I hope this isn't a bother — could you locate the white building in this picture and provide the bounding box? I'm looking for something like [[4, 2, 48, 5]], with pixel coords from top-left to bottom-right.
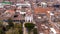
[[25, 14, 33, 22]]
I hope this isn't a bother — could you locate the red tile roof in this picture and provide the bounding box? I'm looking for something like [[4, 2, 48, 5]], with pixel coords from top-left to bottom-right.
[[34, 7, 54, 14], [34, 7, 54, 17], [5, 9, 15, 14]]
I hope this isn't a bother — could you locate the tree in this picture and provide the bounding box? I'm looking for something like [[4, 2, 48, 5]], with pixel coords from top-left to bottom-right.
[[33, 28, 38, 34], [19, 29, 23, 34], [14, 23, 23, 34], [0, 20, 6, 34], [7, 18, 14, 28], [0, 28, 5, 34], [0, 26, 5, 34], [24, 23, 35, 34], [0, 20, 3, 26]]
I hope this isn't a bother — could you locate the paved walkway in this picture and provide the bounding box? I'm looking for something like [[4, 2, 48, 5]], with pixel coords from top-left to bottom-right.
[[23, 22, 28, 34]]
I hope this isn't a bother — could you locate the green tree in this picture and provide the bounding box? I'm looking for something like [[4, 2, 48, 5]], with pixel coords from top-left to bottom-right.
[[0, 20, 3, 26], [0, 26, 5, 34], [14, 23, 23, 34], [0, 28, 5, 34], [7, 18, 14, 28], [19, 29, 23, 34], [0, 20, 6, 34], [33, 28, 38, 34], [25, 23, 35, 34]]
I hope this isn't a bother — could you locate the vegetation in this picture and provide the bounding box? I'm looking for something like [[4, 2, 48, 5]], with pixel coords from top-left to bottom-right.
[[7, 18, 14, 28], [0, 28, 5, 34], [13, 23, 23, 34], [25, 23, 35, 34], [0, 18, 23, 34], [19, 29, 23, 34], [0, 19, 38, 34], [0, 20, 5, 34], [6, 25, 11, 31], [33, 28, 38, 34], [6, 23, 23, 34]]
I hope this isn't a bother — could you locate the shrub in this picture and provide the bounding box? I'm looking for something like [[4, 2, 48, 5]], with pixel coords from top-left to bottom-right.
[[33, 28, 38, 34]]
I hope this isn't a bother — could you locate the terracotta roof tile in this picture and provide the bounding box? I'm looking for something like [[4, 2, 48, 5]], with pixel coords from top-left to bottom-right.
[[34, 7, 54, 18], [34, 7, 54, 14]]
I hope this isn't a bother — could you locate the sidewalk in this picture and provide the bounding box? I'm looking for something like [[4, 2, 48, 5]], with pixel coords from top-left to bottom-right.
[[23, 22, 28, 34]]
